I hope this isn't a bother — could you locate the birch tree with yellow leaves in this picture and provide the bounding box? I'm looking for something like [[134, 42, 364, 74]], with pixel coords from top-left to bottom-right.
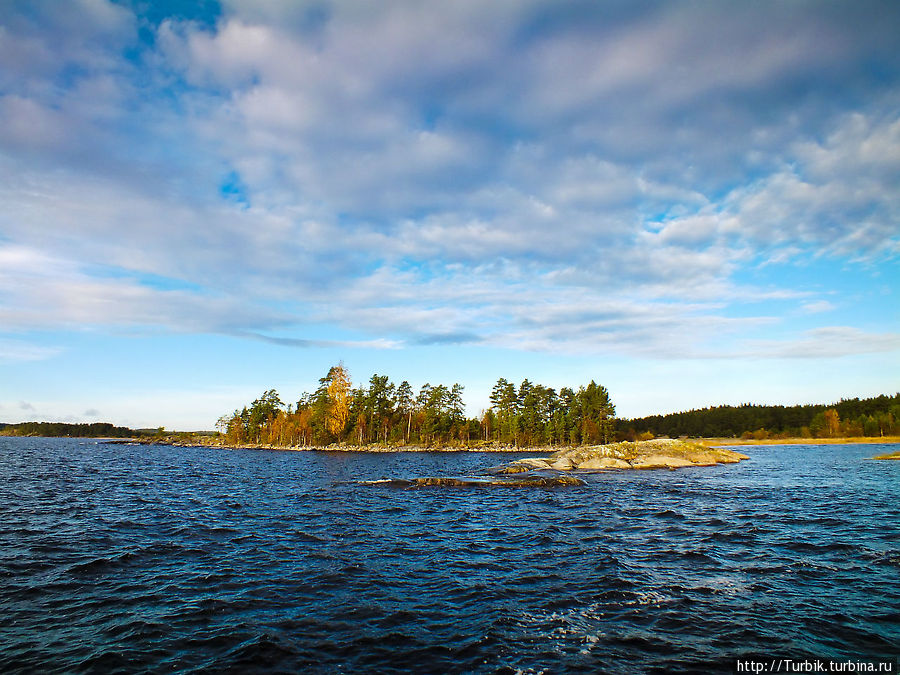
[[325, 363, 351, 438]]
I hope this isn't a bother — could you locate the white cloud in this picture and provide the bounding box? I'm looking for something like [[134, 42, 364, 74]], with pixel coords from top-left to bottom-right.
[[740, 327, 900, 359], [0, 0, 898, 369], [0, 243, 292, 334], [801, 300, 836, 315], [0, 338, 62, 364], [647, 111, 900, 264], [0, 96, 72, 150]]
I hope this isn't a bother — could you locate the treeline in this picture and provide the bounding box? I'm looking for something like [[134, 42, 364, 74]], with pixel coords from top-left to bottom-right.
[[0, 421, 137, 438], [218, 363, 615, 447], [618, 394, 900, 440], [485, 377, 615, 446]]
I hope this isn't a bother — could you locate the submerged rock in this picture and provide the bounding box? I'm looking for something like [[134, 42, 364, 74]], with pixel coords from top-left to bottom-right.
[[408, 473, 586, 487]]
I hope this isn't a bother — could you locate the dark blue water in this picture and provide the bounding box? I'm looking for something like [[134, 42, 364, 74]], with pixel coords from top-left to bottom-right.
[[1, 438, 898, 673]]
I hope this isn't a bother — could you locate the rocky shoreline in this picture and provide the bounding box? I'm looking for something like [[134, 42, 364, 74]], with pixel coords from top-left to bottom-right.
[[105, 438, 556, 453]]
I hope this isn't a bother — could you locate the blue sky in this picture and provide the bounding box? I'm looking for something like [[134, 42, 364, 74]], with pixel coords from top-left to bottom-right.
[[1, 0, 898, 430]]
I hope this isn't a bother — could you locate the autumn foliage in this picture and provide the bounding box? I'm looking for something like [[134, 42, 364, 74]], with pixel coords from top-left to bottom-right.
[[217, 364, 617, 448]]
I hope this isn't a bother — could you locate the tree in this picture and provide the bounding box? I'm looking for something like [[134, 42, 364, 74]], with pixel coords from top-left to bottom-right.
[[367, 374, 395, 442], [449, 383, 466, 443], [578, 381, 615, 444], [296, 408, 313, 446], [824, 408, 841, 438], [423, 384, 449, 443], [325, 363, 352, 439], [355, 412, 367, 444], [481, 408, 495, 441], [396, 380, 414, 443], [247, 389, 284, 442], [414, 383, 432, 442], [518, 379, 537, 445], [490, 378, 518, 444], [215, 415, 230, 435], [225, 410, 247, 444]]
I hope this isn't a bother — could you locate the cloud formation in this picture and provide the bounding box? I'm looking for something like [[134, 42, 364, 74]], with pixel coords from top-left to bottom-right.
[[0, 338, 61, 364], [1, 0, 898, 366]]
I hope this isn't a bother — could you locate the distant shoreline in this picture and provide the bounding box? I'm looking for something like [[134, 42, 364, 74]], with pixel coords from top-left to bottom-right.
[[871, 449, 900, 460], [107, 438, 541, 452], [701, 436, 900, 446], [8, 434, 899, 452], [92, 435, 900, 453]]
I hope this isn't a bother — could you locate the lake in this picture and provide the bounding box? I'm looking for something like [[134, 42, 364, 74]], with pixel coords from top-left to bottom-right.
[[1, 437, 898, 673]]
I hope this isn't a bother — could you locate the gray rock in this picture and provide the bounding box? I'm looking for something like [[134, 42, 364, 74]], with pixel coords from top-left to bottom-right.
[[629, 454, 694, 469], [512, 458, 553, 470], [550, 457, 575, 470], [577, 457, 632, 470]]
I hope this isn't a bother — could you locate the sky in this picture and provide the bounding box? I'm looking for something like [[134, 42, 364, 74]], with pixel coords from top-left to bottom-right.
[[1, 0, 899, 430]]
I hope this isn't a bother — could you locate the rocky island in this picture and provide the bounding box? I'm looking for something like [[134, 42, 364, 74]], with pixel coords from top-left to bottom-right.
[[495, 438, 749, 473], [374, 439, 749, 488]]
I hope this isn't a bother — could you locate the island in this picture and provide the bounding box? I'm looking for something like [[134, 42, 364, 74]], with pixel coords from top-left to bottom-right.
[[494, 438, 749, 472], [213, 366, 899, 450]]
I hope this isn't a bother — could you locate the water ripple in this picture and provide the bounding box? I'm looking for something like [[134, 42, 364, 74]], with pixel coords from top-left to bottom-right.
[[1, 438, 898, 673]]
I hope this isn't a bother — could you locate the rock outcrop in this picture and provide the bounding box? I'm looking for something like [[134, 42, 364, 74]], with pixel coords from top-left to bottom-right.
[[493, 438, 749, 474], [578, 457, 633, 470]]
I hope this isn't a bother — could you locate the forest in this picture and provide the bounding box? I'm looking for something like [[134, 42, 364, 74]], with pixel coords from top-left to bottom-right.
[[217, 363, 615, 448], [617, 393, 900, 440], [0, 421, 137, 438], [4, 376, 894, 446], [221, 368, 899, 447]]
